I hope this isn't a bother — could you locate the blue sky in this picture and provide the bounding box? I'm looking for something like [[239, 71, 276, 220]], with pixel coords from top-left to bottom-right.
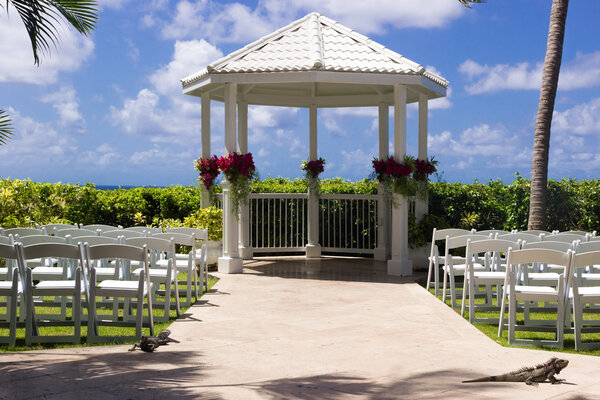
[[1, 0, 599, 186]]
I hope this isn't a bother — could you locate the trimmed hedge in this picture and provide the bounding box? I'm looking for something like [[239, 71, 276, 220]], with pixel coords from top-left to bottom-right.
[[1, 177, 598, 247]]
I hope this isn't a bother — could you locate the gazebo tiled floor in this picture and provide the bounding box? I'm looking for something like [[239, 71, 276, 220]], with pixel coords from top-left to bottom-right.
[[1, 257, 600, 399]]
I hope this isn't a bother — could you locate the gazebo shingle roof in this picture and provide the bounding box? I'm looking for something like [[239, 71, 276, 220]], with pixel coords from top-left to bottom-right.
[[182, 12, 448, 88]]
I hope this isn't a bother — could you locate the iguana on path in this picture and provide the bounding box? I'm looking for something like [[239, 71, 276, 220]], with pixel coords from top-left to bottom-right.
[[129, 329, 179, 352], [462, 357, 569, 386]]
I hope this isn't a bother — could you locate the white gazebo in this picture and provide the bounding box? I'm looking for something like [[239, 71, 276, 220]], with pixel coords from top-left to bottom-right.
[[181, 12, 448, 275]]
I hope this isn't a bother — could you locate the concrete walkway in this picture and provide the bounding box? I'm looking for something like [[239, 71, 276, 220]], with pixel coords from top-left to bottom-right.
[[1, 257, 600, 399]]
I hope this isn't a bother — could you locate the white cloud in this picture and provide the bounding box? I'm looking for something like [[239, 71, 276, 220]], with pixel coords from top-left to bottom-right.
[[156, 0, 465, 43], [338, 148, 374, 176], [429, 124, 530, 170], [0, 108, 77, 168], [552, 98, 600, 135], [0, 8, 94, 85], [149, 39, 222, 96], [459, 51, 600, 94], [41, 86, 85, 132], [80, 144, 123, 167]]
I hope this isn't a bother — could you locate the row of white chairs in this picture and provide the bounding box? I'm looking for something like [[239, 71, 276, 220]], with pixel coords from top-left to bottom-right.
[[426, 228, 598, 300], [0, 227, 208, 347], [1, 225, 210, 305]]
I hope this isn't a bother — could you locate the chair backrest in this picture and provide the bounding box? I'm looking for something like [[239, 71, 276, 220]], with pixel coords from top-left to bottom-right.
[[85, 244, 150, 286], [16, 242, 87, 292], [574, 241, 600, 254], [81, 224, 123, 233], [42, 223, 77, 234], [467, 238, 519, 256], [571, 251, 600, 272], [555, 230, 590, 236], [152, 232, 195, 247], [4, 227, 46, 237], [521, 229, 553, 235], [0, 242, 18, 280], [522, 240, 573, 252], [71, 235, 120, 247], [17, 234, 69, 246], [445, 234, 490, 251], [475, 229, 511, 236], [167, 227, 208, 241], [506, 248, 572, 273], [431, 228, 473, 242], [125, 236, 177, 270], [497, 232, 541, 243], [102, 230, 146, 239], [124, 226, 163, 235], [55, 228, 98, 238], [543, 233, 585, 244]]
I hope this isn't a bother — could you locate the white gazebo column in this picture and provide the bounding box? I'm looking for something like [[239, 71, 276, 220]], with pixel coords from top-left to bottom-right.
[[306, 104, 321, 258], [200, 93, 211, 208], [237, 100, 253, 260], [374, 103, 389, 261], [387, 85, 412, 276], [218, 83, 243, 274], [415, 93, 429, 220]]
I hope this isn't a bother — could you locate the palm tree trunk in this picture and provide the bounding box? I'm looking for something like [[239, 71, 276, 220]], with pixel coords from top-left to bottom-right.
[[528, 0, 569, 230]]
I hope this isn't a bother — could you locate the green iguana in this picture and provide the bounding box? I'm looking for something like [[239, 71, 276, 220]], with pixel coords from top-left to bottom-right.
[[462, 357, 569, 386], [129, 329, 179, 353]]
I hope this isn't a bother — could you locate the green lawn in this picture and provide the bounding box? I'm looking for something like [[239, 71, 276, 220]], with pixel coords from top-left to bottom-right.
[[0, 273, 219, 352], [422, 282, 600, 356]]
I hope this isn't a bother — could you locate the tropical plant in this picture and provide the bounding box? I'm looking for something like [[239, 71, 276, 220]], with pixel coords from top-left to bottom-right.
[[0, 0, 99, 145], [301, 157, 325, 194]]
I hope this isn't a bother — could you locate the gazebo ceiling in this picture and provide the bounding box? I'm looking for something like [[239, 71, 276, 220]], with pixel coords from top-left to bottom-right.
[[182, 12, 448, 108]]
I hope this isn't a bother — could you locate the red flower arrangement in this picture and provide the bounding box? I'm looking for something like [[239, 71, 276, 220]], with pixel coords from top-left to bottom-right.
[[301, 158, 326, 179], [371, 156, 438, 200], [195, 155, 220, 190], [194, 152, 256, 215], [413, 158, 437, 181]]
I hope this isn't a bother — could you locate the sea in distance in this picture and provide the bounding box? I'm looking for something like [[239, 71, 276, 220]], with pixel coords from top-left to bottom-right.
[[95, 185, 165, 191]]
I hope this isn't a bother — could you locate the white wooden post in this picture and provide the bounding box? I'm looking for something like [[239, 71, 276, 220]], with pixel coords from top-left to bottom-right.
[[387, 84, 412, 276], [374, 102, 389, 261], [306, 104, 321, 258], [415, 93, 429, 220], [218, 83, 243, 273], [238, 100, 253, 260], [200, 93, 211, 208]]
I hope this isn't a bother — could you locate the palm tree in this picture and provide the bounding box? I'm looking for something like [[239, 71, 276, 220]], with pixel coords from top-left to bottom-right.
[[460, 0, 569, 230], [528, 0, 569, 230], [0, 0, 99, 145]]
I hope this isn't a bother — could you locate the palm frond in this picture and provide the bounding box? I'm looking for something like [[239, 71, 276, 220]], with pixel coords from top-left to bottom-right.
[[0, 109, 14, 146], [459, 0, 486, 8], [8, 0, 99, 65]]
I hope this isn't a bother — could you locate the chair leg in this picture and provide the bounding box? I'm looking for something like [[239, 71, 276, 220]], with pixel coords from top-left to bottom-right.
[[9, 284, 18, 347], [573, 295, 583, 350], [508, 294, 517, 344]]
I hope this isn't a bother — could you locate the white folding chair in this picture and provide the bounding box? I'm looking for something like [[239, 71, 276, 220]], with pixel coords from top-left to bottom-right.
[[497, 232, 542, 243], [40, 223, 78, 234], [544, 233, 589, 244], [498, 248, 572, 349], [569, 251, 600, 350], [426, 228, 474, 296], [461, 238, 519, 324], [168, 228, 209, 294], [0, 243, 24, 346], [152, 232, 199, 306], [85, 243, 153, 343], [442, 234, 490, 309], [126, 236, 180, 322], [16, 242, 88, 345]]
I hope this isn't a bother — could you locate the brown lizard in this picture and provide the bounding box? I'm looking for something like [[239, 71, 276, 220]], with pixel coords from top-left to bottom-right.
[[462, 357, 569, 386], [129, 329, 179, 352]]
